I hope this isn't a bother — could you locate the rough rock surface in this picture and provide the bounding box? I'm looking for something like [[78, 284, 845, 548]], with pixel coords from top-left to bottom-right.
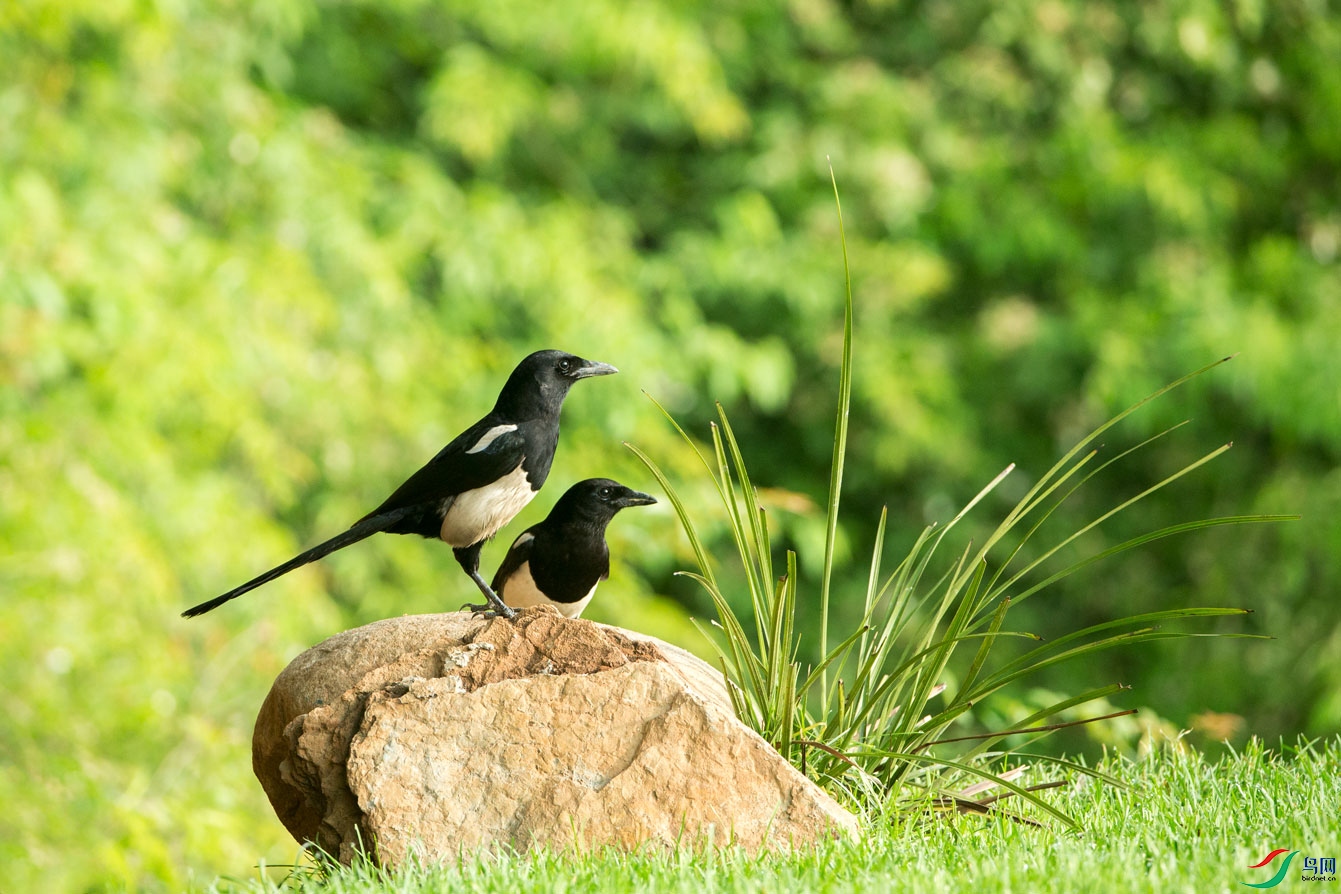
[[253, 608, 857, 862]]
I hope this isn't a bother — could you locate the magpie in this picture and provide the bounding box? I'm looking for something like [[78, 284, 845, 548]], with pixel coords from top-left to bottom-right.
[[490, 478, 656, 618], [181, 350, 617, 620]]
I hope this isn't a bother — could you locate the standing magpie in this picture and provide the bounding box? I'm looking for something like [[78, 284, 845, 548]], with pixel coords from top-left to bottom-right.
[[181, 350, 617, 620], [490, 478, 656, 619]]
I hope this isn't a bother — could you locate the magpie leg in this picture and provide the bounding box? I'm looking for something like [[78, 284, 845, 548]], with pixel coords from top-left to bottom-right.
[[461, 570, 517, 619], [453, 544, 517, 620]]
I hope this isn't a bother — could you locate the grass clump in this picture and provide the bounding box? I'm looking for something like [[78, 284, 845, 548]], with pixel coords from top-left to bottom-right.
[[626, 174, 1293, 825]]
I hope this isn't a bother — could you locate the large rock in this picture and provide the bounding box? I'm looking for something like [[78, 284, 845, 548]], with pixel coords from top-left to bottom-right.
[[253, 608, 857, 862]]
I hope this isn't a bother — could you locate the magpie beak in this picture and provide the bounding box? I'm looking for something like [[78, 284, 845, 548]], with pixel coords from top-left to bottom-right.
[[612, 490, 657, 508], [571, 361, 619, 380], [182, 350, 617, 620], [490, 478, 657, 619]]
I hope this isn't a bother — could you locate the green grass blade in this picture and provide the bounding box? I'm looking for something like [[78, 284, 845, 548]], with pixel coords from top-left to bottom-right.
[[984, 607, 1253, 683], [955, 595, 1012, 706], [959, 684, 1137, 761], [999, 515, 1297, 613], [820, 163, 855, 715], [976, 442, 1234, 615], [717, 404, 775, 596], [875, 752, 1080, 829], [1007, 752, 1128, 788], [625, 441, 719, 593], [996, 355, 1236, 537]]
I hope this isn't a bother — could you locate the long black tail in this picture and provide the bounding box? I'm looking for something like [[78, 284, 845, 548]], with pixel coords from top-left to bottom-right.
[[182, 510, 408, 618]]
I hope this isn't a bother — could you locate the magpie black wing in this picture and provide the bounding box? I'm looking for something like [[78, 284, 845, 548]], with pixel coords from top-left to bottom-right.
[[364, 417, 528, 520], [490, 526, 538, 592]]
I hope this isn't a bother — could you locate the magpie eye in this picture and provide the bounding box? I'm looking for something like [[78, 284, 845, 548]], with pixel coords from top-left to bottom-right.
[[557, 358, 573, 374], [599, 487, 612, 498]]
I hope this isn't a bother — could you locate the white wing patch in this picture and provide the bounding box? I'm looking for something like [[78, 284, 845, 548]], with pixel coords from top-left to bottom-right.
[[501, 560, 597, 619], [465, 424, 518, 454], [438, 463, 534, 546]]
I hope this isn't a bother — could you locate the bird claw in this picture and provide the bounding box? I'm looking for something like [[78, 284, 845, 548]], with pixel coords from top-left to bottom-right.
[[460, 598, 517, 620], [460, 569, 518, 620]]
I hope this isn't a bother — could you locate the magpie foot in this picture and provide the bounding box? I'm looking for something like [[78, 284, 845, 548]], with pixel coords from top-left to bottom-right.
[[459, 599, 516, 619], [460, 572, 517, 620]]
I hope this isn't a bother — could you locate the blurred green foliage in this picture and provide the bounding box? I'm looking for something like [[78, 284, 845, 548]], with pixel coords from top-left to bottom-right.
[[2, 0, 1337, 888]]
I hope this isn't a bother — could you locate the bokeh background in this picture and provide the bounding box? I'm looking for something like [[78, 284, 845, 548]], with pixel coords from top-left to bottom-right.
[[3, 0, 1338, 888]]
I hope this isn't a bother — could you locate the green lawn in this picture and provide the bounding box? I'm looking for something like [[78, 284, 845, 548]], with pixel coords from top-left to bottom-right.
[[200, 738, 1340, 894]]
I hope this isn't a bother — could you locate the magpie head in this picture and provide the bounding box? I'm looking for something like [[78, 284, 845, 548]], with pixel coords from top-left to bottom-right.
[[557, 478, 658, 524], [496, 350, 618, 417]]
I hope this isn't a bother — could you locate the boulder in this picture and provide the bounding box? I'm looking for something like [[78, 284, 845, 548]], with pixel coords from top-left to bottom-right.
[[253, 608, 857, 862]]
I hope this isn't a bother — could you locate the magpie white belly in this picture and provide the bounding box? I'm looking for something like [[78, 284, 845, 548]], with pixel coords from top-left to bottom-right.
[[438, 463, 535, 547], [501, 560, 597, 619]]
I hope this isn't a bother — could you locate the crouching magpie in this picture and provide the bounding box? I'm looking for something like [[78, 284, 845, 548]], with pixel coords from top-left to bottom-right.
[[181, 350, 617, 620], [490, 478, 656, 619]]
